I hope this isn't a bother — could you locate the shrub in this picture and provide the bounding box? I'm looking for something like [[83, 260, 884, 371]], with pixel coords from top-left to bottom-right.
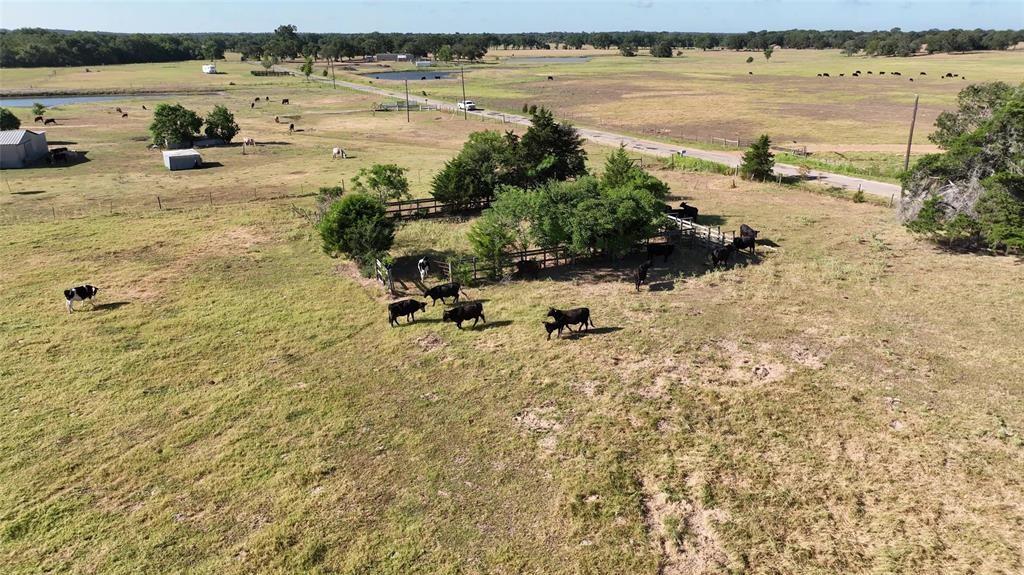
[[318, 194, 395, 269], [203, 105, 239, 143], [31, 103, 46, 117], [351, 163, 410, 202], [522, 103, 528, 113], [739, 134, 775, 181], [651, 41, 673, 58], [149, 103, 202, 147], [619, 44, 637, 57], [0, 107, 21, 130], [746, 56, 754, 63], [852, 188, 866, 203]]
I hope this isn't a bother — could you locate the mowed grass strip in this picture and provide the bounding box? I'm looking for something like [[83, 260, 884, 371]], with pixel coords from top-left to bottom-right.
[[1, 166, 1022, 572]]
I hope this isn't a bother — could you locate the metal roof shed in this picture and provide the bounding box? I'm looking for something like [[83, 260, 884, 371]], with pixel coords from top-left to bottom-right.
[[0, 129, 48, 169], [162, 149, 202, 171]]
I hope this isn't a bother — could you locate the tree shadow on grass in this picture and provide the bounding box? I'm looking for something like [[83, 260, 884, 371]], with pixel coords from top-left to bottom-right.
[[93, 301, 130, 311]]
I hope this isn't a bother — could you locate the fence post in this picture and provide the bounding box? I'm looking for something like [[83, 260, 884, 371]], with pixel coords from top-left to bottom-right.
[[448, 261, 453, 283], [156, 196, 162, 210], [52, 206, 57, 219]]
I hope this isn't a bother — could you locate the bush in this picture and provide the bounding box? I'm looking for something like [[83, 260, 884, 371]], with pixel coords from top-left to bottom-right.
[[31, 103, 46, 117], [651, 41, 673, 58], [432, 131, 516, 207], [746, 56, 754, 63], [351, 163, 410, 202], [852, 188, 866, 203], [149, 103, 202, 147], [203, 105, 239, 143], [318, 194, 395, 268], [739, 134, 775, 181], [619, 44, 637, 57], [0, 107, 21, 130], [522, 103, 528, 113]]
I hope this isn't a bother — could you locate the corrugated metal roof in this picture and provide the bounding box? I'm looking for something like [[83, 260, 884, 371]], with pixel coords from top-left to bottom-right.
[[0, 129, 45, 146], [162, 149, 201, 157]]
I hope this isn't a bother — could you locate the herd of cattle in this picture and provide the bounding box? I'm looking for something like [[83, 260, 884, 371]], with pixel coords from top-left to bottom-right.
[[387, 200, 760, 339], [815, 70, 964, 82]]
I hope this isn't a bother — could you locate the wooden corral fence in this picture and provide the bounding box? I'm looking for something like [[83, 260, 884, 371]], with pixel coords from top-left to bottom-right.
[[375, 258, 396, 294], [250, 70, 291, 77], [384, 197, 492, 220], [374, 101, 440, 112], [771, 144, 809, 156]]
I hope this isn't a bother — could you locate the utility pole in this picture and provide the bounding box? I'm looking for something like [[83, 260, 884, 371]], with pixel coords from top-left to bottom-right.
[[461, 63, 467, 120], [405, 79, 411, 123], [900, 94, 920, 200]]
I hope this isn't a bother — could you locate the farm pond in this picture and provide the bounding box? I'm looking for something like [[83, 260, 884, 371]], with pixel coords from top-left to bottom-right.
[[360, 70, 460, 81]]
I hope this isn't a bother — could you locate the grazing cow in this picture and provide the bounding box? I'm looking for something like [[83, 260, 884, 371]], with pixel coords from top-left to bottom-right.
[[542, 319, 566, 340], [282, 98, 290, 105], [909, 78, 914, 82], [879, 71, 885, 75], [121, 113, 128, 118], [816, 73, 822, 77], [748, 71, 753, 75], [839, 73, 845, 77], [115, 107, 122, 113], [920, 72, 927, 76], [733, 223, 759, 252], [422, 90, 428, 97], [434, 76, 441, 80], [332, 147, 346, 159], [635, 261, 651, 292], [867, 71, 873, 74], [417, 257, 430, 282], [855, 70, 861, 74], [275, 116, 280, 123], [893, 72, 901, 76], [254, 98, 260, 104], [647, 243, 674, 263], [423, 282, 465, 306], [547, 76, 554, 80], [515, 259, 541, 279], [289, 123, 294, 132], [740, 223, 759, 240], [34, 116, 43, 123], [251, 102, 255, 109], [547, 307, 594, 334], [44, 118, 57, 125], [243, 137, 256, 146], [142, 105, 147, 110], [388, 299, 428, 327], [822, 73, 830, 77], [443, 302, 485, 329], [710, 244, 735, 268], [64, 284, 99, 314]]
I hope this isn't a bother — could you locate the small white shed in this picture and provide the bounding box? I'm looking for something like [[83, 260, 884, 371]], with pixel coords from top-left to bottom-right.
[[202, 63, 217, 74], [0, 129, 49, 169], [162, 149, 202, 171]]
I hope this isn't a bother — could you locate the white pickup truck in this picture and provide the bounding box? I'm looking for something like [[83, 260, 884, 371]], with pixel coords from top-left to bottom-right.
[[457, 100, 476, 111]]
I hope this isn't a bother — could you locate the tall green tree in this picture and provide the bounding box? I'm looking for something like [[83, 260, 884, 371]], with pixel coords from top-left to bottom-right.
[[651, 41, 674, 58], [149, 103, 202, 147], [739, 135, 775, 181], [600, 145, 670, 199], [435, 45, 453, 62], [763, 45, 774, 61], [318, 193, 396, 266], [0, 108, 20, 130], [203, 105, 239, 143], [31, 103, 46, 118], [351, 164, 411, 202], [300, 56, 314, 80], [519, 107, 587, 186], [432, 131, 520, 207]]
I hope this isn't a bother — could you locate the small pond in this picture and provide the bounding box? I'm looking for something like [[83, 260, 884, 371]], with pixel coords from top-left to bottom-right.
[[361, 70, 460, 81]]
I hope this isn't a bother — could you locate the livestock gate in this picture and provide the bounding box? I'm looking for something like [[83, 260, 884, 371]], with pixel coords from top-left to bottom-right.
[[384, 197, 492, 220]]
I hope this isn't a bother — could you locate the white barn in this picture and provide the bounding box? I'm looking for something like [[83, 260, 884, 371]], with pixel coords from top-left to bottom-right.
[[0, 129, 49, 169], [162, 149, 202, 170]]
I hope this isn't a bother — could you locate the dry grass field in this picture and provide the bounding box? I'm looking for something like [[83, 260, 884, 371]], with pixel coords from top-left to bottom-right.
[[1, 59, 1023, 574]]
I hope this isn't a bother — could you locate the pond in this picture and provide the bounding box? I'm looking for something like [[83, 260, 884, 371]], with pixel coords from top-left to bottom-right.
[[503, 56, 592, 64], [0, 93, 215, 108], [361, 70, 460, 81]]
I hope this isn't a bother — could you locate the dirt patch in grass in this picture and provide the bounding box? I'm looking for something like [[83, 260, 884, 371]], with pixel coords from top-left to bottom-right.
[[641, 475, 730, 575]]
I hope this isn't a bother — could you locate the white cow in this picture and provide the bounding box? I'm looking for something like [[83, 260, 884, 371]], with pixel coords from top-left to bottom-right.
[[243, 137, 256, 146], [332, 147, 347, 159]]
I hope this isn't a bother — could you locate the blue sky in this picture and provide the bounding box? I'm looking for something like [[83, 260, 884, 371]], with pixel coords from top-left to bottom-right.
[[0, 1, 1021, 33]]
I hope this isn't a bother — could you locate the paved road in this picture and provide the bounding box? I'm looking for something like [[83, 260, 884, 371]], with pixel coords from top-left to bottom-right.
[[285, 67, 901, 201]]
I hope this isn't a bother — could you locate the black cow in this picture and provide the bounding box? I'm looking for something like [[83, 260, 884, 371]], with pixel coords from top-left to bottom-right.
[[121, 113, 128, 118], [388, 299, 428, 327], [443, 302, 485, 329], [647, 243, 674, 263], [547, 307, 594, 333], [282, 98, 290, 105], [423, 282, 465, 306], [64, 284, 99, 313], [822, 73, 830, 77], [516, 259, 541, 279], [748, 71, 753, 75], [542, 319, 566, 340], [920, 72, 926, 76], [44, 118, 57, 125], [740, 223, 759, 240], [115, 107, 122, 113], [142, 105, 147, 110], [635, 261, 651, 292], [34, 116, 43, 123], [678, 202, 699, 221], [251, 102, 255, 109], [710, 244, 735, 268], [289, 123, 294, 132], [547, 76, 554, 80], [893, 72, 901, 76]]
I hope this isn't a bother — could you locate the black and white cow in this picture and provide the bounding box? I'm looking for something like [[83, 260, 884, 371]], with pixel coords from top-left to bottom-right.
[[423, 282, 465, 306], [388, 299, 428, 327], [64, 284, 99, 313], [443, 302, 485, 329], [417, 257, 430, 282]]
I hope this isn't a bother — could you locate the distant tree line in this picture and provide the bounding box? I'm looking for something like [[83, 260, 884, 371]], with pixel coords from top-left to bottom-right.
[[2, 26, 1022, 68]]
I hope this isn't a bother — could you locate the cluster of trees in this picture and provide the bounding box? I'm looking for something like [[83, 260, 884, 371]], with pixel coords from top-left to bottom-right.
[[4, 26, 1021, 68], [431, 108, 587, 208], [468, 146, 670, 273], [148, 103, 239, 146], [900, 82, 1024, 252]]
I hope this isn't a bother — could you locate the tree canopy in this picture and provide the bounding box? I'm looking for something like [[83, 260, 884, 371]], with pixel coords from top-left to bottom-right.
[[351, 164, 411, 203], [0, 108, 21, 130], [149, 103, 202, 147], [203, 105, 239, 143], [318, 193, 396, 268], [739, 135, 775, 181]]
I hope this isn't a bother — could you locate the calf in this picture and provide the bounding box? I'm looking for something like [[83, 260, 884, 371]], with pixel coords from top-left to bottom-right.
[[289, 123, 294, 132], [515, 259, 541, 279], [64, 284, 99, 313], [647, 242, 674, 263], [282, 98, 290, 105], [443, 302, 485, 329], [417, 257, 430, 282], [388, 299, 428, 327], [542, 319, 566, 340], [423, 282, 465, 306], [44, 118, 57, 125], [547, 307, 594, 333], [710, 244, 735, 268], [635, 261, 651, 292]]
